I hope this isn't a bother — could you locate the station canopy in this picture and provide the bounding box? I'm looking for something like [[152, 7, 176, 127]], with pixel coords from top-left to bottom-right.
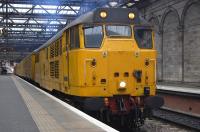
[[0, 0, 145, 60]]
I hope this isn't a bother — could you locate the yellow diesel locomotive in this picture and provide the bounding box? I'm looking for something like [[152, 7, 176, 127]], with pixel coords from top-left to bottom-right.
[[15, 8, 163, 128]]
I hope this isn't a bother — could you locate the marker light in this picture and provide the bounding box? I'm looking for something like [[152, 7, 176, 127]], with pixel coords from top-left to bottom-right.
[[119, 81, 126, 88], [128, 12, 135, 19], [100, 11, 107, 18]]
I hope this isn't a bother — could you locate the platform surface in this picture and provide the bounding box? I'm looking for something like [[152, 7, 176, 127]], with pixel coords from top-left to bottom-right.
[[0, 75, 39, 132], [157, 84, 200, 95], [0, 75, 116, 132]]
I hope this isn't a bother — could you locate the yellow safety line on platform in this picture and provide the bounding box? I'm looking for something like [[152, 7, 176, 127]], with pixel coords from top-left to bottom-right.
[[12, 76, 66, 132]]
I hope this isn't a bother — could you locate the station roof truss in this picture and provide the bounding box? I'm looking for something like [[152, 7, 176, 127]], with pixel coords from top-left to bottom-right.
[[0, 0, 143, 53]]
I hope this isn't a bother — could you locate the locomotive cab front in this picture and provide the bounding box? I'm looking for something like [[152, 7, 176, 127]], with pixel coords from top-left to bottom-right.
[[81, 24, 156, 96], [66, 8, 164, 128]]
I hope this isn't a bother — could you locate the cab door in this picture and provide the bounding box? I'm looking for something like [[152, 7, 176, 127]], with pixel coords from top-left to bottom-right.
[[68, 26, 81, 87], [82, 25, 109, 94]]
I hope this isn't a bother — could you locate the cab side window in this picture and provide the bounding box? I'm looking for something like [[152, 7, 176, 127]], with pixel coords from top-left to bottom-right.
[[70, 26, 80, 49], [134, 27, 153, 49]]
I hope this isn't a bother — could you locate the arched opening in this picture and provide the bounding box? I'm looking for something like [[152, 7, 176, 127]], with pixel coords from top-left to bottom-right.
[[162, 11, 182, 81], [149, 17, 162, 81], [183, 3, 200, 82]]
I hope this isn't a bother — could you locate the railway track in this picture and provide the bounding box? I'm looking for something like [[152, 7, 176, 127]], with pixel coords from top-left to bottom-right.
[[153, 108, 200, 131], [157, 85, 200, 118], [154, 86, 200, 131]]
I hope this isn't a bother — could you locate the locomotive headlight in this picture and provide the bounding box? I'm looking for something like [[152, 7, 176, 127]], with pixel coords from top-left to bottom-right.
[[119, 81, 126, 88], [100, 11, 107, 18], [128, 12, 135, 19]]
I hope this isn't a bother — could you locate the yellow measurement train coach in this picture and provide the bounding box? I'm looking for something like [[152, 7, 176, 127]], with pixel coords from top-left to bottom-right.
[[15, 8, 164, 129]]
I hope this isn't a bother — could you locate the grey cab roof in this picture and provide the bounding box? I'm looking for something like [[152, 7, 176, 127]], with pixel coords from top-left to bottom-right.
[[33, 7, 150, 53]]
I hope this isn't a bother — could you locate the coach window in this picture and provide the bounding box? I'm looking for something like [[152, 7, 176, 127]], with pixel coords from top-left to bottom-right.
[[134, 26, 153, 49], [70, 26, 80, 49], [83, 25, 103, 48]]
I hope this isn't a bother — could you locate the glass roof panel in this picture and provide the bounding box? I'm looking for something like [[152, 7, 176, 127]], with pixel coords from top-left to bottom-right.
[[0, 0, 125, 57], [33, 9, 47, 14], [71, 6, 80, 10], [28, 20, 37, 24], [29, 28, 42, 31], [46, 28, 58, 32], [11, 4, 33, 8], [59, 10, 68, 14], [10, 28, 24, 31], [36, 20, 48, 24], [35, 5, 42, 9], [40, 5, 58, 9], [16, 8, 30, 13], [64, 6, 70, 9], [67, 11, 76, 15], [46, 9, 57, 14], [49, 21, 60, 24], [12, 20, 27, 23]]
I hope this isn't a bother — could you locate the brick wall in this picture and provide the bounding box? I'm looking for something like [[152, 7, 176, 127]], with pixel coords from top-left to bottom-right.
[[139, 0, 200, 83]]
